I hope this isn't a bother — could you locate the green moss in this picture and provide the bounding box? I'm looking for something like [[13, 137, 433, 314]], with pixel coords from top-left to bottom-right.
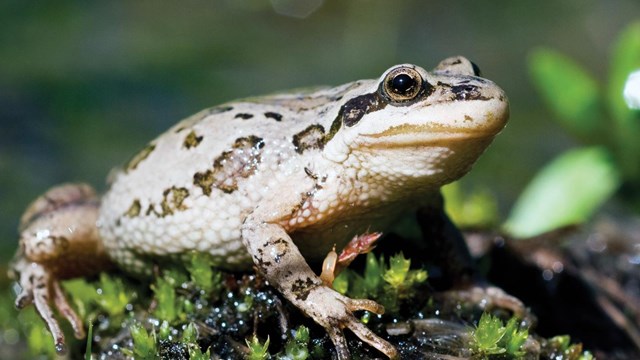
[[151, 273, 182, 323], [129, 322, 157, 360], [246, 335, 270, 360], [186, 251, 223, 294], [335, 252, 428, 314]]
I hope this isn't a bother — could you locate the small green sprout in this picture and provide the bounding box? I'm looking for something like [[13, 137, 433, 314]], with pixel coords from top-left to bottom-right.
[[334, 252, 427, 314], [84, 320, 93, 360], [129, 322, 157, 360], [547, 335, 594, 360], [473, 313, 507, 355], [95, 273, 133, 317], [158, 320, 171, 341], [472, 313, 529, 357], [502, 317, 529, 357], [182, 322, 211, 359], [246, 335, 270, 360], [182, 322, 198, 343], [188, 345, 212, 360], [186, 251, 221, 293], [381, 253, 428, 313], [151, 274, 182, 323], [279, 326, 310, 360]]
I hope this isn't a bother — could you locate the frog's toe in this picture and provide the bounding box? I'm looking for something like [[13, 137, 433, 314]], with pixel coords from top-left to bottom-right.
[[52, 281, 85, 339], [326, 326, 350, 360], [346, 298, 385, 315], [323, 294, 398, 359], [12, 258, 84, 354], [17, 261, 68, 353], [343, 315, 399, 359]]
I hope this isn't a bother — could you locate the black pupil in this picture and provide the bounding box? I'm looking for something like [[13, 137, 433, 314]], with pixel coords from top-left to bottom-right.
[[391, 73, 415, 94]]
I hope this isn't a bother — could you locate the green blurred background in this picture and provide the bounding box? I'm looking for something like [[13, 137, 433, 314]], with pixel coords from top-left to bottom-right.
[[1, 0, 639, 263]]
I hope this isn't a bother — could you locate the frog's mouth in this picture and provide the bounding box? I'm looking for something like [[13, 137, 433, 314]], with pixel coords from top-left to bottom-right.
[[359, 123, 501, 149]]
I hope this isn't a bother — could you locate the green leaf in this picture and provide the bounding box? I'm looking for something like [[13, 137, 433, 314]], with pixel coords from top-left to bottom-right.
[[608, 21, 640, 125], [608, 21, 640, 180], [529, 48, 602, 139], [504, 147, 620, 238]]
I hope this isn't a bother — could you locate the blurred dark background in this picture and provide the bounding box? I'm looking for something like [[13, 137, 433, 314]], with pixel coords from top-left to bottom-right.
[[1, 0, 639, 262]]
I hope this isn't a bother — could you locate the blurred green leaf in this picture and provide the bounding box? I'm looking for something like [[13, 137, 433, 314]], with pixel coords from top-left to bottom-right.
[[443, 182, 499, 228], [529, 48, 602, 139], [608, 21, 640, 180], [504, 147, 620, 238], [608, 21, 640, 124]]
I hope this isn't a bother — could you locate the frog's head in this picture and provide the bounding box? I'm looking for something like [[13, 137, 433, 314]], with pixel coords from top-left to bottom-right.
[[323, 56, 509, 189]]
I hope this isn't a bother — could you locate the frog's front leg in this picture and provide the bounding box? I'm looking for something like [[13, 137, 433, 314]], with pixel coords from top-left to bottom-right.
[[242, 215, 399, 360]]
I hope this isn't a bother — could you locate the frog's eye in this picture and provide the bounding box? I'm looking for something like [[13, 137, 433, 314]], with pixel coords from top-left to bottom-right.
[[382, 67, 423, 103]]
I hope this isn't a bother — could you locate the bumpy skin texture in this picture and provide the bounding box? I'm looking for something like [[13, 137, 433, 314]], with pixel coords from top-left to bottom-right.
[[11, 57, 509, 359]]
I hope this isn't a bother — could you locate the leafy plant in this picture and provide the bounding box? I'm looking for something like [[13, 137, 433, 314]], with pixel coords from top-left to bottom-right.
[[505, 21, 640, 237], [246, 335, 271, 360], [334, 252, 427, 313], [129, 322, 157, 360], [472, 313, 528, 357]]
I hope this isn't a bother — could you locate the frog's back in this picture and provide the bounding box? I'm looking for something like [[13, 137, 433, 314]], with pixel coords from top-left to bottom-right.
[[97, 83, 362, 271]]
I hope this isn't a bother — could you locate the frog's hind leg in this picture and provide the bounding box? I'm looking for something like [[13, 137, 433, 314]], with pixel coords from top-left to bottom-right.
[[9, 183, 113, 354]]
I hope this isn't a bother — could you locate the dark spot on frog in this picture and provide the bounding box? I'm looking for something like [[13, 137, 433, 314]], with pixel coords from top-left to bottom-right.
[[450, 84, 489, 101], [159, 187, 189, 216], [193, 170, 215, 196], [183, 130, 203, 149], [253, 254, 272, 270], [143, 187, 190, 217], [125, 199, 142, 218], [231, 135, 264, 150], [193, 136, 264, 195], [340, 92, 387, 127], [234, 113, 254, 120], [464, 115, 473, 122], [324, 88, 409, 142], [291, 277, 318, 301], [292, 124, 325, 154], [304, 167, 317, 180], [264, 112, 282, 121], [450, 58, 462, 65], [125, 143, 156, 172]]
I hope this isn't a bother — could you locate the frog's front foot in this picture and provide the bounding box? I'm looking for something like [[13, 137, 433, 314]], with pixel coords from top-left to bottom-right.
[[11, 257, 84, 354], [10, 183, 109, 354], [302, 285, 399, 360]]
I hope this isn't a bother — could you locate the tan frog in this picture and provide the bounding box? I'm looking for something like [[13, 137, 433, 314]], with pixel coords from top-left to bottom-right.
[[11, 57, 509, 359]]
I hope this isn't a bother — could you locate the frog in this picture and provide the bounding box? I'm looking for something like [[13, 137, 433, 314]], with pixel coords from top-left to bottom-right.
[[10, 56, 509, 359]]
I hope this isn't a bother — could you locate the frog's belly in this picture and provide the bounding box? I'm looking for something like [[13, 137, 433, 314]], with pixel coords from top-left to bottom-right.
[[98, 192, 256, 271]]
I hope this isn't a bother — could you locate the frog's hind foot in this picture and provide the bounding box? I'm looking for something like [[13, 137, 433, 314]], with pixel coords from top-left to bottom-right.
[[334, 298, 399, 360], [12, 258, 85, 355], [307, 289, 398, 360]]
